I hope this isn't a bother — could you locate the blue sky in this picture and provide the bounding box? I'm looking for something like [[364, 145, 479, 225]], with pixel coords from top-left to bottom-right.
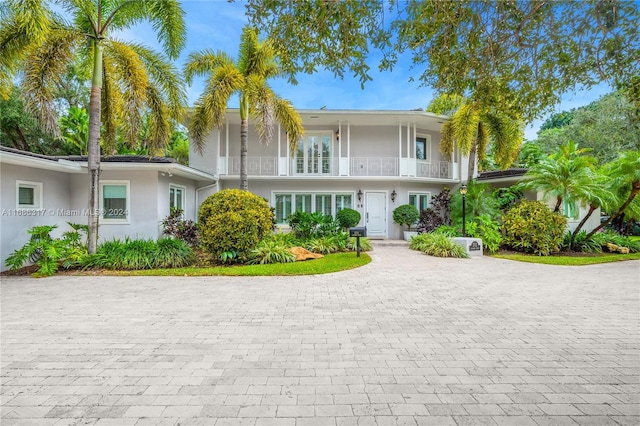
[[119, 0, 612, 140]]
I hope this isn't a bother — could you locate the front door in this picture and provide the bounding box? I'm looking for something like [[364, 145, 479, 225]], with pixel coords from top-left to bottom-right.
[[365, 192, 387, 238]]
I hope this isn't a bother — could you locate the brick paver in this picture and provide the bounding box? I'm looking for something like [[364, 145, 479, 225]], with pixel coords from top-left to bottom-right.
[[1, 244, 639, 425]]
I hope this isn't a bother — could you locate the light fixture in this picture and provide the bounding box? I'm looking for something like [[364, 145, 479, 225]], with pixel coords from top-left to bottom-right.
[[391, 190, 397, 203], [460, 184, 467, 236], [335, 129, 340, 141], [357, 189, 363, 202]]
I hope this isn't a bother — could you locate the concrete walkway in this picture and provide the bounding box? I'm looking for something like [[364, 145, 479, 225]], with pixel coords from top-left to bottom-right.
[[1, 244, 639, 426]]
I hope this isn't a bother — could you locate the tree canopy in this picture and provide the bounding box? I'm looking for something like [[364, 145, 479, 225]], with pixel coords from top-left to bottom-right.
[[247, 0, 640, 122]]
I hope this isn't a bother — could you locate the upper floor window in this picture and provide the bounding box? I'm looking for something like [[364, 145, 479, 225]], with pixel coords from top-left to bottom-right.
[[169, 185, 185, 212], [101, 181, 129, 223], [295, 133, 332, 174], [416, 135, 430, 161], [16, 180, 42, 209]]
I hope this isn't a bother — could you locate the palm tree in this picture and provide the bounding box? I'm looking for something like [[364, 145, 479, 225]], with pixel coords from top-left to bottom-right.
[[428, 94, 524, 183], [0, 0, 186, 253], [586, 150, 640, 239], [184, 26, 303, 191]]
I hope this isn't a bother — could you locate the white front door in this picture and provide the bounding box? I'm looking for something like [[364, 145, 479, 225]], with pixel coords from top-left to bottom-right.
[[365, 192, 387, 238]]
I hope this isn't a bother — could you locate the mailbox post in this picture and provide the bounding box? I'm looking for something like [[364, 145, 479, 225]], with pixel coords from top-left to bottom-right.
[[349, 227, 367, 257]]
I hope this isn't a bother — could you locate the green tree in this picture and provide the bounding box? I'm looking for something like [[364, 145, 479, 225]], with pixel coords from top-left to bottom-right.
[[534, 92, 640, 163], [184, 26, 303, 191], [428, 95, 524, 182], [59, 106, 88, 155], [0, 86, 56, 152], [247, 1, 640, 122], [0, 0, 186, 253]]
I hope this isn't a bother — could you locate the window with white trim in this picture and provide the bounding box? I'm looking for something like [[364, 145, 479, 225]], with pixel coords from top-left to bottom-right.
[[169, 184, 185, 212], [409, 192, 431, 212], [16, 180, 42, 209], [274, 192, 354, 224], [100, 181, 129, 222], [295, 132, 333, 174], [416, 135, 431, 161]]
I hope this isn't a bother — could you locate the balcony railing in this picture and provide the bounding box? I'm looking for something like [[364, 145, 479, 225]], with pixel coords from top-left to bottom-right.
[[224, 156, 454, 179]]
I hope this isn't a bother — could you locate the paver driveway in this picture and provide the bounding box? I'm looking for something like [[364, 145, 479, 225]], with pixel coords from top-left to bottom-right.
[[1, 244, 639, 426]]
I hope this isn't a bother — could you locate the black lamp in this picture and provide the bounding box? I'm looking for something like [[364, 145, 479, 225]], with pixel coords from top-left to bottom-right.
[[391, 190, 397, 203], [357, 189, 363, 202], [335, 129, 340, 141], [460, 184, 467, 237]]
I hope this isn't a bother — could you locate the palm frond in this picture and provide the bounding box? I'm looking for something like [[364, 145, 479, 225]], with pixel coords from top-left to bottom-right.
[[482, 112, 524, 169], [246, 74, 275, 144], [127, 42, 186, 121], [451, 102, 480, 154], [22, 28, 80, 136], [439, 120, 455, 156], [272, 97, 304, 155], [183, 50, 235, 84], [101, 57, 121, 154], [104, 39, 150, 147], [144, 84, 170, 155], [238, 26, 279, 79], [476, 121, 489, 163]]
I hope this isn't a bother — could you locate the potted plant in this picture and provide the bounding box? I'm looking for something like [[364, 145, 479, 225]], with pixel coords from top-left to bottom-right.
[[393, 204, 420, 240]]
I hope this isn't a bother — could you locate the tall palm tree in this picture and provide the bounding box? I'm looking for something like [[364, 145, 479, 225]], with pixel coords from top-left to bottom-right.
[[0, 0, 186, 253], [428, 94, 524, 183], [184, 26, 303, 191]]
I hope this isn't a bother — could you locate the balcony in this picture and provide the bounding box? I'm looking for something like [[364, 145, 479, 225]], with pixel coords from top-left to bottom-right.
[[222, 156, 455, 180]]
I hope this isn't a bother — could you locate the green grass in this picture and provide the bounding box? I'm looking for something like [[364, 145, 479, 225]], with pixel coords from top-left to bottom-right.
[[629, 236, 640, 243], [492, 252, 640, 266], [94, 252, 371, 276]]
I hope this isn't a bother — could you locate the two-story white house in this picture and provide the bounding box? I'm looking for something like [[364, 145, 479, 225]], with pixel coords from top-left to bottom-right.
[[189, 109, 470, 240]]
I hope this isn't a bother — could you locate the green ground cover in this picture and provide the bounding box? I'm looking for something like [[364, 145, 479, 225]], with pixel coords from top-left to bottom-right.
[[493, 252, 640, 266]]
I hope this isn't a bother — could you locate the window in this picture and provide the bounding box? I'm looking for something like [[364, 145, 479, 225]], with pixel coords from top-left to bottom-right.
[[274, 192, 354, 224], [564, 200, 579, 220], [169, 185, 185, 212], [16, 181, 42, 209], [416, 135, 430, 161], [295, 133, 332, 174], [409, 192, 431, 212], [101, 181, 129, 222]]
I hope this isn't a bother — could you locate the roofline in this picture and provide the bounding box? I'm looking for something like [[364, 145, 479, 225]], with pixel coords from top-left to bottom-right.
[[185, 107, 449, 121]]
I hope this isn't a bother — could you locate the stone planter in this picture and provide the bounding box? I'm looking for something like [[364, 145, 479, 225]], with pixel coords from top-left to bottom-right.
[[404, 231, 418, 241]]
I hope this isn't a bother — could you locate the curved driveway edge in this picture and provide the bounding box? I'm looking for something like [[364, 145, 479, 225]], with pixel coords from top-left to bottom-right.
[[2, 245, 639, 425]]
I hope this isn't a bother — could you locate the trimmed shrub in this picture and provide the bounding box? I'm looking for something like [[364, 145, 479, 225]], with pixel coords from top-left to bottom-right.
[[336, 208, 361, 229], [393, 204, 419, 230], [409, 233, 469, 258], [502, 200, 567, 255], [199, 189, 275, 263]]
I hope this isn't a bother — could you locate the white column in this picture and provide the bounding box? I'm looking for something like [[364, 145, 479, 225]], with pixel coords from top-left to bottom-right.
[[225, 121, 230, 174], [347, 121, 351, 176]]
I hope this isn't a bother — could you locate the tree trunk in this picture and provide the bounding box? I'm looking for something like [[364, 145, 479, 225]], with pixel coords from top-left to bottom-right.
[[586, 182, 640, 240], [14, 125, 30, 151], [240, 118, 248, 191], [554, 196, 563, 213], [467, 141, 477, 184], [239, 94, 249, 191], [87, 41, 103, 254], [570, 204, 597, 248]]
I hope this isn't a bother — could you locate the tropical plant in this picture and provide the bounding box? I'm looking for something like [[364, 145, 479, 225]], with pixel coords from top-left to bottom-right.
[[493, 186, 525, 212], [450, 181, 500, 224], [560, 231, 603, 253], [184, 26, 304, 190], [346, 236, 372, 252], [431, 187, 452, 225], [428, 94, 524, 181], [161, 208, 199, 247], [305, 236, 342, 255], [465, 215, 503, 254], [593, 230, 640, 253], [248, 238, 296, 265], [288, 211, 341, 239], [4, 223, 88, 276], [59, 106, 88, 155], [0, 0, 187, 254], [409, 233, 469, 258], [82, 237, 193, 270], [336, 208, 361, 230], [393, 204, 419, 231], [199, 189, 275, 263], [502, 200, 567, 256], [416, 208, 443, 234], [587, 150, 640, 240]]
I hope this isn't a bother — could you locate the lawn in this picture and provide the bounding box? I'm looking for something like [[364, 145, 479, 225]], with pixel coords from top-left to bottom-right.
[[492, 252, 640, 266], [94, 252, 371, 276]]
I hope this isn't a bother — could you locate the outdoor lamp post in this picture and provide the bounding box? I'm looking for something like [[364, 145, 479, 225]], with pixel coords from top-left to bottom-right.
[[460, 184, 467, 237]]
